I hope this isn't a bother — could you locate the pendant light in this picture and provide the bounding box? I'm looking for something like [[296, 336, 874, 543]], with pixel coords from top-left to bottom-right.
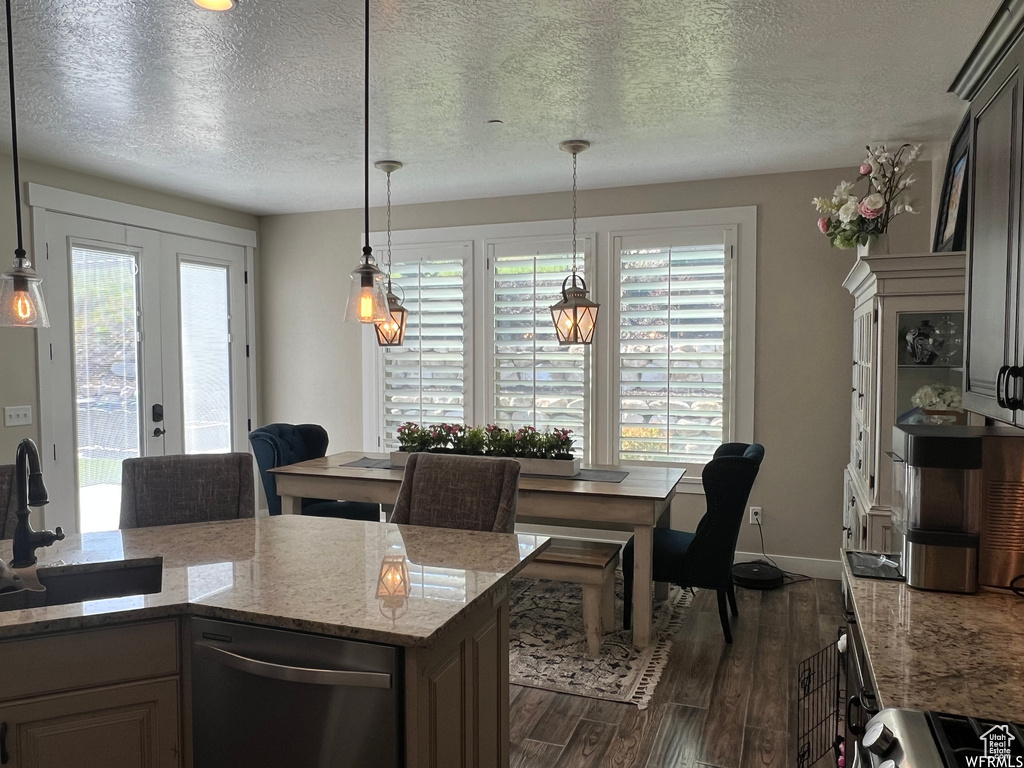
[[373, 160, 408, 346], [344, 0, 390, 324], [0, 0, 47, 328], [550, 140, 598, 345]]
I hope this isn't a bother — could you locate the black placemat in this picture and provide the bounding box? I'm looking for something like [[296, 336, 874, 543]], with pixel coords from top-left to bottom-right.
[[340, 457, 628, 483]]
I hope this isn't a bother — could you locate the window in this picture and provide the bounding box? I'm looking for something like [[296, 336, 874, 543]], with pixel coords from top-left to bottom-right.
[[615, 229, 729, 465], [377, 243, 472, 450], [488, 238, 589, 453], [365, 209, 755, 471]]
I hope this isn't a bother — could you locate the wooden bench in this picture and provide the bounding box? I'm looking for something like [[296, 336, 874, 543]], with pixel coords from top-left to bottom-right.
[[521, 539, 621, 657]]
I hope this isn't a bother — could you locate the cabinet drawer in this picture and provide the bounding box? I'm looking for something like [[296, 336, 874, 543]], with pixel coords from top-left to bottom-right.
[[0, 621, 178, 702]]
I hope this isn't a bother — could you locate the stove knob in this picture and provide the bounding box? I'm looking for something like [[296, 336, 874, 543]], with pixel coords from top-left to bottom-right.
[[863, 722, 897, 756]]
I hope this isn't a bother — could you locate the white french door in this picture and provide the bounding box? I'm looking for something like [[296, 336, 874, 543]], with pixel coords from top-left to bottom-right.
[[38, 212, 251, 534]]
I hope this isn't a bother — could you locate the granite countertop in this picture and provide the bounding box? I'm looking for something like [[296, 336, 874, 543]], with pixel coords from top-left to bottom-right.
[[844, 556, 1024, 721], [0, 516, 549, 647]]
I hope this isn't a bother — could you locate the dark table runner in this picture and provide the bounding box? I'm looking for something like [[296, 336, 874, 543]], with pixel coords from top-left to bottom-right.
[[341, 456, 628, 483]]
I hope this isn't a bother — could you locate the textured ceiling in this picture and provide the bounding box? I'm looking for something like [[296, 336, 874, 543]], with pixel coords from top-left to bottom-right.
[[2, 0, 999, 214]]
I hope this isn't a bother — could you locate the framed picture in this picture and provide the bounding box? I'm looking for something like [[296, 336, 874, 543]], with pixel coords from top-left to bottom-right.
[[934, 112, 970, 252]]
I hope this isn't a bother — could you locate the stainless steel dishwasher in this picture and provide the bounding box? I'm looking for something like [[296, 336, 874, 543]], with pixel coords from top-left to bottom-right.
[[190, 617, 401, 768]]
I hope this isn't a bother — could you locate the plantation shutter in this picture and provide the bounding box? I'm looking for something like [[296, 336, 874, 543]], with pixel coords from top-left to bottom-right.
[[616, 229, 730, 465], [489, 238, 589, 456], [382, 254, 467, 450]]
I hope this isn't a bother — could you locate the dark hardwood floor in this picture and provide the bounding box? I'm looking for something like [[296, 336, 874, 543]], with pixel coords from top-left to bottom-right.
[[509, 578, 845, 768]]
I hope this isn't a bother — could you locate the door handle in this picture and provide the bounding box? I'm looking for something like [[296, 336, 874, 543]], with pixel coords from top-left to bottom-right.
[[193, 643, 392, 689], [1, 721, 9, 764], [997, 365, 1010, 408], [1009, 367, 1023, 410], [152, 427, 166, 437]]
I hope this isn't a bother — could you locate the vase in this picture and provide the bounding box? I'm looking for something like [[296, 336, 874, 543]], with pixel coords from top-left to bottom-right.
[[857, 232, 890, 258], [906, 319, 938, 365]]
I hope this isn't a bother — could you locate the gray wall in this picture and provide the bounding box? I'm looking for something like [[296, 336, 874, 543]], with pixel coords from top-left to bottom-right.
[[259, 165, 934, 567]]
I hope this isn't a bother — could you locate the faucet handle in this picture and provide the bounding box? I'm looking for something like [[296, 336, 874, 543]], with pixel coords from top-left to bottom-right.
[[54, 526, 65, 542]]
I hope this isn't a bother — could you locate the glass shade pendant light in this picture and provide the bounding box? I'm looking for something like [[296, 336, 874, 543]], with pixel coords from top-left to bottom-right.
[[0, 0, 48, 328], [344, 0, 390, 324], [373, 160, 408, 346], [550, 140, 597, 345]]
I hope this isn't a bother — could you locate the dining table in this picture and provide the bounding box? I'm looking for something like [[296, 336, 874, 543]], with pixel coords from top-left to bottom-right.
[[270, 451, 685, 648]]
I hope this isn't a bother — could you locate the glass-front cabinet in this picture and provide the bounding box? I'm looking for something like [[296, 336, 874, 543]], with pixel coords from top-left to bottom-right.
[[842, 253, 966, 553], [895, 311, 965, 426]]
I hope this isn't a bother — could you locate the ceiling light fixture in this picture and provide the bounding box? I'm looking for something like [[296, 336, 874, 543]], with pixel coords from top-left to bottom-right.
[[550, 140, 598, 345], [373, 160, 408, 347], [344, 0, 390, 324], [191, 0, 236, 11], [0, 0, 47, 328]]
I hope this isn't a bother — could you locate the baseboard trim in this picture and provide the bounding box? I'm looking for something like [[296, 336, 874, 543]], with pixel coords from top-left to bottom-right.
[[734, 551, 842, 580], [514, 523, 843, 581]]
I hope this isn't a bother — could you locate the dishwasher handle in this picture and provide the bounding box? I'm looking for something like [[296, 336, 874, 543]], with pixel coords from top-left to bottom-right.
[[194, 642, 393, 689]]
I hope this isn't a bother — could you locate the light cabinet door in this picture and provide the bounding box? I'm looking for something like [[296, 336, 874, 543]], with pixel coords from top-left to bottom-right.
[[0, 679, 180, 768], [964, 52, 1022, 423]]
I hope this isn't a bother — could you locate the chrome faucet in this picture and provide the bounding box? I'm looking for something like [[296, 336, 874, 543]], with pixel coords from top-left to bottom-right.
[[11, 438, 64, 568]]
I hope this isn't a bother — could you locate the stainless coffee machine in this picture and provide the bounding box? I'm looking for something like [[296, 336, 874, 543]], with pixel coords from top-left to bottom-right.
[[890, 425, 983, 593], [890, 425, 1024, 592]]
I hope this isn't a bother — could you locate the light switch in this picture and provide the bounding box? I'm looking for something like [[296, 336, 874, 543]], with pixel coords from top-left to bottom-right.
[[4, 405, 32, 427]]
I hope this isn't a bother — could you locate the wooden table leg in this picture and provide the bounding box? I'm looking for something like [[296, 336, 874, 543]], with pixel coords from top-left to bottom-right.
[[280, 494, 302, 515], [631, 524, 653, 647], [654, 507, 669, 601]]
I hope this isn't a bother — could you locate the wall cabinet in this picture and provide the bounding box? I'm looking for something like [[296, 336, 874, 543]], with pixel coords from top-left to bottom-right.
[[842, 252, 966, 553], [963, 46, 1023, 422], [0, 621, 181, 768]]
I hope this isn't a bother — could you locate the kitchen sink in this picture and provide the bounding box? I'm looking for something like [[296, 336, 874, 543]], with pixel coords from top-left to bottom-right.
[[0, 557, 163, 612]]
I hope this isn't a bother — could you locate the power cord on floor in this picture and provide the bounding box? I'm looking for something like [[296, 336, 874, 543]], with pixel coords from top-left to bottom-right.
[[753, 518, 812, 586], [1011, 574, 1024, 598]]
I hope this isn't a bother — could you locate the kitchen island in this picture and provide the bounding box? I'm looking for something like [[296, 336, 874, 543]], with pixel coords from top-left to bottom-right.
[[843, 556, 1024, 722], [0, 516, 549, 767]]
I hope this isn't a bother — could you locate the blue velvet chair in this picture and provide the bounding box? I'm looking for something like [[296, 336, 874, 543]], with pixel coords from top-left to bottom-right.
[[623, 442, 765, 643], [249, 423, 380, 521]]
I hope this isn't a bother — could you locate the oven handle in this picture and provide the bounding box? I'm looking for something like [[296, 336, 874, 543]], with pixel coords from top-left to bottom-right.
[[194, 642, 393, 689], [846, 693, 864, 736]]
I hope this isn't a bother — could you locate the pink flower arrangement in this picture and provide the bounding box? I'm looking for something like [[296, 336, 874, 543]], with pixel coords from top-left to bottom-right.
[[812, 144, 920, 249]]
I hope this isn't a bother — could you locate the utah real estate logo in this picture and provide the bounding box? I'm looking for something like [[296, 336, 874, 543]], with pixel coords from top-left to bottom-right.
[[969, 725, 1023, 767]]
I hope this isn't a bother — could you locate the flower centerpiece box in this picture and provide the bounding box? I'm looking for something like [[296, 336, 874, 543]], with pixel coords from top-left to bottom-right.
[[390, 423, 583, 477]]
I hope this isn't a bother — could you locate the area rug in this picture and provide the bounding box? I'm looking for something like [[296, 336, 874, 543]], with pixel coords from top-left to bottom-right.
[[508, 574, 694, 710]]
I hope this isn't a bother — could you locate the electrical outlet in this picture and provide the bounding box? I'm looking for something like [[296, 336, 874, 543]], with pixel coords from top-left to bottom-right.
[[749, 506, 762, 525], [4, 405, 32, 427]]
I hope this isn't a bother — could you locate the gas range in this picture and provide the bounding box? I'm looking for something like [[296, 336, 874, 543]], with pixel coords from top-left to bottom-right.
[[859, 709, 1024, 768]]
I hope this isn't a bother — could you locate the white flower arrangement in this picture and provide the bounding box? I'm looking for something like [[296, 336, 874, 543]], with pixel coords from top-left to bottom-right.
[[911, 383, 962, 410], [813, 144, 921, 249]]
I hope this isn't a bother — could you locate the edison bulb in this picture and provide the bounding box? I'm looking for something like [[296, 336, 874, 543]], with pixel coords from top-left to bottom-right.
[[12, 290, 34, 323]]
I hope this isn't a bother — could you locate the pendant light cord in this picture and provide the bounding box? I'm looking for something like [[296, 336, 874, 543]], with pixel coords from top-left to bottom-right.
[[362, 0, 370, 256], [573, 150, 581, 280], [385, 170, 392, 280], [5, 0, 23, 258]]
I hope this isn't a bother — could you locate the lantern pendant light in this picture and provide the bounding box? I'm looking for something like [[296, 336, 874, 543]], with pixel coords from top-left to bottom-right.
[[0, 0, 48, 328], [344, 0, 390, 324], [550, 140, 598, 345], [373, 160, 408, 346]]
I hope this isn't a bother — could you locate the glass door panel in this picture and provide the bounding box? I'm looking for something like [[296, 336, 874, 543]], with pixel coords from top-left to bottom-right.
[[71, 245, 142, 532], [180, 261, 232, 453]]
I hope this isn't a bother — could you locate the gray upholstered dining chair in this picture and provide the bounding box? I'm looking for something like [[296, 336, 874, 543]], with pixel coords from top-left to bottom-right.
[[119, 453, 255, 529], [0, 464, 15, 539], [390, 453, 520, 533]]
